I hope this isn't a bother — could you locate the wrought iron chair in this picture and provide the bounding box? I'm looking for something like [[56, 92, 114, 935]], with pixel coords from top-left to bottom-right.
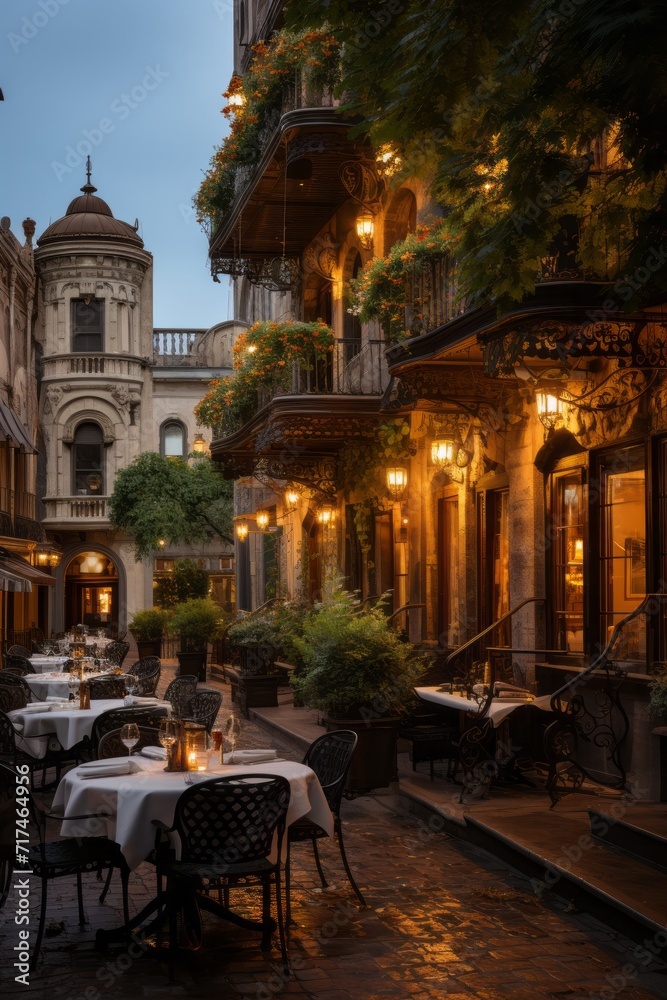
[[164, 675, 198, 718], [0, 761, 131, 970], [180, 690, 222, 733], [0, 673, 31, 707], [86, 705, 169, 759], [0, 684, 28, 714], [7, 644, 32, 658], [3, 655, 35, 676], [97, 725, 161, 759], [153, 774, 290, 973], [285, 730, 365, 923], [126, 658, 161, 697], [88, 676, 127, 700], [104, 641, 130, 668], [0, 709, 62, 789]]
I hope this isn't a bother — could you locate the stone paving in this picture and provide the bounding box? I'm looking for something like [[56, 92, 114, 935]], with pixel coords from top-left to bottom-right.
[[1, 669, 665, 999]]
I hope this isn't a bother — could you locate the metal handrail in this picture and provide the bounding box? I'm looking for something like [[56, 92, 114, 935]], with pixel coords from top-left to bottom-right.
[[388, 603, 426, 629], [445, 597, 545, 670]]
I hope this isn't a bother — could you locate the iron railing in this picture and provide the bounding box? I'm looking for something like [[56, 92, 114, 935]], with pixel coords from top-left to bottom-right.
[[258, 337, 387, 406]]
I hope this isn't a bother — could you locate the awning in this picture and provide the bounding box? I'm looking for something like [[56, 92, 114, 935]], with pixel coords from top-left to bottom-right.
[[0, 401, 36, 453], [0, 567, 32, 592], [0, 548, 55, 587]]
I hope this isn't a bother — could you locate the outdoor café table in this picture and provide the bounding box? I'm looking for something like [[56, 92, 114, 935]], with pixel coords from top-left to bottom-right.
[[25, 672, 72, 702], [7, 698, 171, 758], [414, 686, 553, 726], [28, 655, 70, 674]]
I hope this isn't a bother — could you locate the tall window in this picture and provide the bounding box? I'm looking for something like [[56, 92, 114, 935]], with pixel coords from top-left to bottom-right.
[[551, 468, 585, 653], [71, 298, 104, 352], [161, 421, 186, 458], [72, 423, 104, 495]]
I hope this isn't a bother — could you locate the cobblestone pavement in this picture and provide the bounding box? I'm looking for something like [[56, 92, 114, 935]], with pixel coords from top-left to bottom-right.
[[1, 673, 665, 999]]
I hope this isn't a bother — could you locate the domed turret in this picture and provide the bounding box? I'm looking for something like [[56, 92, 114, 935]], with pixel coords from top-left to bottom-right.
[[38, 161, 143, 248]]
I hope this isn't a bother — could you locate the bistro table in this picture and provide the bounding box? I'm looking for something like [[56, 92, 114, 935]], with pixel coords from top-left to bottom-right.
[[25, 672, 72, 702], [7, 698, 171, 758], [415, 686, 553, 725], [28, 655, 71, 674]]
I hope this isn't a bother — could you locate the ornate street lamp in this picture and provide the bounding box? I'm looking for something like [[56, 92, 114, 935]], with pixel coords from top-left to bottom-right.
[[431, 438, 457, 469], [536, 391, 564, 431], [386, 465, 409, 501], [255, 509, 270, 531], [284, 490, 300, 511], [235, 518, 249, 542], [355, 211, 374, 251], [192, 433, 207, 454]]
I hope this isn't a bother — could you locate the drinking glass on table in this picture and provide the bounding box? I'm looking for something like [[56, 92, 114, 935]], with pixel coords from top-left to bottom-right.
[[67, 674, 80, 701], [224, 714, 242, 759], [125, 674, 138, 698], [158, 718, 178, 756], [120, 723, 139, 756]]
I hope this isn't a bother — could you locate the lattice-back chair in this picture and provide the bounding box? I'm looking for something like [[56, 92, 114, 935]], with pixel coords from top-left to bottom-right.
[[126, 657, 161, 697], [7, 644, 32, 659], [0, 673, 31, 708], [154, 774, 290, 973], [97, 725, 162, 759], [89, 705, 168, 758], [164, 675, 198, 718], [285, 730, 365, 923], [181, 690, 222, 733], [3, 655, 35, 676], [104, 641, 129, 668], [1, 759, 131, 970], [88, 676, 127, 701], [0, 684, 28, 714]]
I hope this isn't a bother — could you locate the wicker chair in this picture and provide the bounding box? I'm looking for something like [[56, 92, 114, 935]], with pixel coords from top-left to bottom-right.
[[97, 725, 162, 759], [154, 774, 290, 973], [0, 673, 31, 707], [180, 690, 222, 733], [3, 655, 35, 676], [164, 676, 198, 718], [285, 730, 365, 923], [7, 645, 32, 659], [88, 676, 127, 700], [126, 657, 161, 697], [0, 762, 131, 970], [104, 641, 129, 668]]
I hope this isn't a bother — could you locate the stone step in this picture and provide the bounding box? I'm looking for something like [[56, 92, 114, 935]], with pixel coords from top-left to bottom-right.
[[588, 806, 667, 873]]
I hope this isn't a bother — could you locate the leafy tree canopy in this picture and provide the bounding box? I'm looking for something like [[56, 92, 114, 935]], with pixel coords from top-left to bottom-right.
[[108, 453, 233, 560], [286, 0, 667, 308]]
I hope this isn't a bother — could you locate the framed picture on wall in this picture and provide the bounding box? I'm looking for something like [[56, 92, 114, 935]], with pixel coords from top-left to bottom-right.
[[624, 537, 646, 599]]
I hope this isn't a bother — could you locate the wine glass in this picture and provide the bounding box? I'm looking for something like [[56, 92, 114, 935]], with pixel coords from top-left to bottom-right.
[[224, 714, 242, 761], [125, 675, 138, 698], [67, 674, 80, 702], [158, 718, 177, 761], [120, 723, 139, 757]]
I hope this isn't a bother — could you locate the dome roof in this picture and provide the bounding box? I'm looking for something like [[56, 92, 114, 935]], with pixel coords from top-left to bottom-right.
[[38, 181, 144, 249]]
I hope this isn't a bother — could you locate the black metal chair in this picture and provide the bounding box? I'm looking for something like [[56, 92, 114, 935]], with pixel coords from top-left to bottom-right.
[[7, 644, 32, 658], [285, 730, 365, 923], [0, 709, 64, 789], [127, 658, 161, 697], [0, 761, 131, 970], [180, 690, 222, 733], [88, 676, 127, 700], [3, 655, 35, 676], [164, 675, 198, 718], [154, 774, 290, 973], [97, 725, 162, 759], [0, 684, 28, 714], [105, 641, 130, 668], [0, 672, 31, 707], [87, 705, 169, 759]]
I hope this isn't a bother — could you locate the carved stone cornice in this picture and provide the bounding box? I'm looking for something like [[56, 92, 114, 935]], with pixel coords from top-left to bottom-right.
[[303, 232, 339, 281]]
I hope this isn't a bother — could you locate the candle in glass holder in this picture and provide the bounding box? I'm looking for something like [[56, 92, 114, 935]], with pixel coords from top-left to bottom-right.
[[188, 751, 198, 770]]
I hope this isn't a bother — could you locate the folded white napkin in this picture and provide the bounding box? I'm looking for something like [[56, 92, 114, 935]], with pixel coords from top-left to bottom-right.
[[77, 759, 142, 779], [223, 750, 277, 765], [123, 695, 160, 706], [15, 703, 52, 715], [46, 696, 69, 704], [140, 746, 167, 760]]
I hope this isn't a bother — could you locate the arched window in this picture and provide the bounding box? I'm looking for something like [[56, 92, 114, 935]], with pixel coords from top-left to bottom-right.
[[161, 421, 186, 458], [72, 423, 104, 495]]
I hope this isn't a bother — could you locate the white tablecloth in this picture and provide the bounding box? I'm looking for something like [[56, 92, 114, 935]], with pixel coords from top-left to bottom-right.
[[8, 699, 169, 756], [415, 686, 553, 727], [25, 673, 72, 701], [29, 656, 70, 674], [52, 757, 333, 870]]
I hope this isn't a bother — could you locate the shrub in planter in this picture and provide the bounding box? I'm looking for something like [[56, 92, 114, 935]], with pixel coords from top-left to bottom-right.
[[649, 671, 667, 725], [272, 599, 312, 670], [128, 608, 167, 658], [170, 598, 225, 681], [227, 616, 279, 675]]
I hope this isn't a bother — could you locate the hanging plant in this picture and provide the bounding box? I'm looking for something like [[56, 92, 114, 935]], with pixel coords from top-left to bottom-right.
[[348, 220, 454, 342], [337, 418, 411, 551], [195, 29, 341, 231], [195, 320, 335, 433]]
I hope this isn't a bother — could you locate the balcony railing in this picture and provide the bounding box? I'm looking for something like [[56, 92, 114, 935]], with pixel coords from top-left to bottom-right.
[[260, 337, 387, 404], [152, 329, 207, 367], [42, 355, 145, 379], [0, 489, 43, 541], [43, 496, 109, 522], [404, 257, 465, 338]]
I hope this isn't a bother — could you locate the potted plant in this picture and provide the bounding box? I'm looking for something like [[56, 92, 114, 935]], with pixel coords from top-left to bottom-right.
[[128, 608, 167, 659], [170, 598, 224, 682], [292, 589, 423, 791], [226, 614, 281, 713]]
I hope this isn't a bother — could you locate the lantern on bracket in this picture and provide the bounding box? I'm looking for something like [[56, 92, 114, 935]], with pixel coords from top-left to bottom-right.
[[431, 438, 457, 469], [255, 509, 270, 531], [284, 489, 300, 511], [386, 465, 409, 501], [355, 211, 375, 251], [536, 391, 564, 431], [234, 517, 249, 542], [316, 501, 336, 526]]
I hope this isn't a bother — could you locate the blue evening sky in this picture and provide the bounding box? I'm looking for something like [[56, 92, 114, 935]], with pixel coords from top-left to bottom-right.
[[0, 0, 234, 328]]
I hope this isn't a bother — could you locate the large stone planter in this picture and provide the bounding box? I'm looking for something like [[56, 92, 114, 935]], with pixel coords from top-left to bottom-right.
[[323, 716, 399, 793], [235, 673, 280, 716], [136, 639, 161, 660], [177, 651, 207, 683], [238, 644, 277, 676]]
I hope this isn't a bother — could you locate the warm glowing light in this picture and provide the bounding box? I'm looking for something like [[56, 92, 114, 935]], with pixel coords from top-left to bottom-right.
[[317, 502, 335, 526], [228, 93, 245, 108], [356, 211, 374, 250], [49, 553, 61, 568], [285, 490, 300, 509], [255, 509, 270, 531], [235, 518, 249, 542], [36, 552, 50, 567], [192, 433, 207, 454], [431, 439, 456, 468], [386, 465, 409, 500], [247, 344, 257, 354], [158, 539, 166, 549], [536, 391, 564, 430], [574, 538, 584, 562]]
